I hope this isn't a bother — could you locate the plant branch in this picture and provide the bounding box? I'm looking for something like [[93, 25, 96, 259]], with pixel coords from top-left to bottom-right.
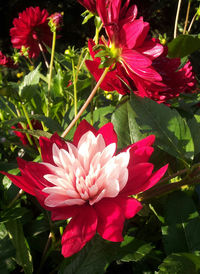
[[61, 67, 109, 138], [174, 0, 182, 38]]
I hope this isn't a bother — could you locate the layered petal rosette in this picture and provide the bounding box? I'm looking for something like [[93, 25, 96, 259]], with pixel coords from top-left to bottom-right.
[[1, 120, 168, 257], [86, 1, 164, 96], [10, 7, 53, 58]]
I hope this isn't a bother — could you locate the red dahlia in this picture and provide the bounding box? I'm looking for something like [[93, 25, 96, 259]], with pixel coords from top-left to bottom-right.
[[10, 6, 53, 59]]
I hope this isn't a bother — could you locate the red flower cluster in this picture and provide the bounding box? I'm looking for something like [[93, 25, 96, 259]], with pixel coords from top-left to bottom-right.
[[10, 7, 53, 59], [2, 120, 168, 257], [86, 0, 196, 103], [0, 51, 16, 68]]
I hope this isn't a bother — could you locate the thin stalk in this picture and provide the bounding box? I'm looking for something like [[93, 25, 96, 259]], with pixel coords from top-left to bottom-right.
[[61, 67, 110, 138], [7, 189, 24, 208], [48, 31, 56, 91], [72, 58, 77, 117], [38, 42, 49, 69], [174, 0, 182, 38], [21, 104, 41, 154], [183, 0, 191, 34], [0, 97, 18, 118], [187, 11, 198, 33]]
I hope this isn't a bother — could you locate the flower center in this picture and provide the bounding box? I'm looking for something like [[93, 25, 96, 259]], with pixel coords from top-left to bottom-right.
[[42, 131, 130, 207]]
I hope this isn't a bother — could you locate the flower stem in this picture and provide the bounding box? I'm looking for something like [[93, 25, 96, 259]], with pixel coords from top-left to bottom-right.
[[174, 0, 182, 38], [48, 31, 56, 91], [7, 189, 24, 208], [38, 42, 49, 69], [21, 103, 41, 154], [183, 0, 191, 34], [72, 58, 77, 118], [61, 67, 110, 138], [187, 10, 198, 33]]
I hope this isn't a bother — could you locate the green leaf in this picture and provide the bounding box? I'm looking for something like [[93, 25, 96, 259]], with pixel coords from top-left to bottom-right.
[[0, 223, 16, 273], [58, 235, 153, 274], [111, 97, 144, 149], [5, 220, 33, 274], [19, 64, 41, 99], [168, 35, 200, 58], [84, 105, 115, 128], [12, 129, 52, 139], [158, 253, 200, 274], [129, 94, 194, 161], [162, 191, 200, 255]]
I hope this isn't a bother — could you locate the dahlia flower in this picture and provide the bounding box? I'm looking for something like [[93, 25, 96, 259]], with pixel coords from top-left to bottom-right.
[[10, 7, 53, 59], [0, 51, 16, 68], [86, 1, 164, 96], [78, 0, 97, 14], [2, 120, 168, 257]]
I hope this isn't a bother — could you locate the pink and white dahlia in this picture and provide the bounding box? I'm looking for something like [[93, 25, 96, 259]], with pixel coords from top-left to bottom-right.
[[86, 1, 164, 96], [2, 120, 168, 257], [10, 7, 53, 59]]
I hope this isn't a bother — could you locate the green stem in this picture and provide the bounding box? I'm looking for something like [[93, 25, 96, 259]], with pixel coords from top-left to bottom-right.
[[72, 58, 77, 118], [174, 0, 182, 38], [61, 67, 110, 138], [183, 0, 191, 34], [7, 189, 24, 208], [48, 31, 56, 91], [47, 31, 56, 116], [0, 97, 18, 118], [21, 103, 41, 154]]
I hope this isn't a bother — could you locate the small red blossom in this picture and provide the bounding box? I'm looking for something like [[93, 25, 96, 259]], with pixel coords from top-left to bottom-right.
[[10, 7, 53, 59], [0, 51, 17, 68], [86, 1, 164, 96], [78, 0, 97, 13], [48, 12, 63, 31], [2, 120, 168, 257], [12, 120, 43, 146]]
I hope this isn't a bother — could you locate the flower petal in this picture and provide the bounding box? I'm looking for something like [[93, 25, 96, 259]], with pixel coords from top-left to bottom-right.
[[98, 122, 118, 147], [73, 120, 97, 147], [61, 205, 97, 257], [94, 199, 125, 242], [113, 196, 142, 219]]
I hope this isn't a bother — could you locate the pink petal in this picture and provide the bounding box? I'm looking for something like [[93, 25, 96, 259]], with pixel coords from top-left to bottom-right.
[[122, 163, 154, 195], [113, 196, 142, 219], [98, 123, 118, 147], [39, 133, 68, 164], [122, 49, 152, 68], [73, 120, 97, 147], [137, 40, 164, 60], [61, 205, 97, 257], [94, 199, 125, 242]]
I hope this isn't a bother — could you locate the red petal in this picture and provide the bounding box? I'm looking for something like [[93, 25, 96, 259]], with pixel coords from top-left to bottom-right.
[[141, 164, 168, 193], [98, 123, 118, 147], [0, 171, 36, 196], [113, 196, 142, 219], [61, 205, 97, 257], [51, 205, 81, 221], [73, 120, 97, 146], [122, 163, 154, 195], [94, 199, 125, 242]]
